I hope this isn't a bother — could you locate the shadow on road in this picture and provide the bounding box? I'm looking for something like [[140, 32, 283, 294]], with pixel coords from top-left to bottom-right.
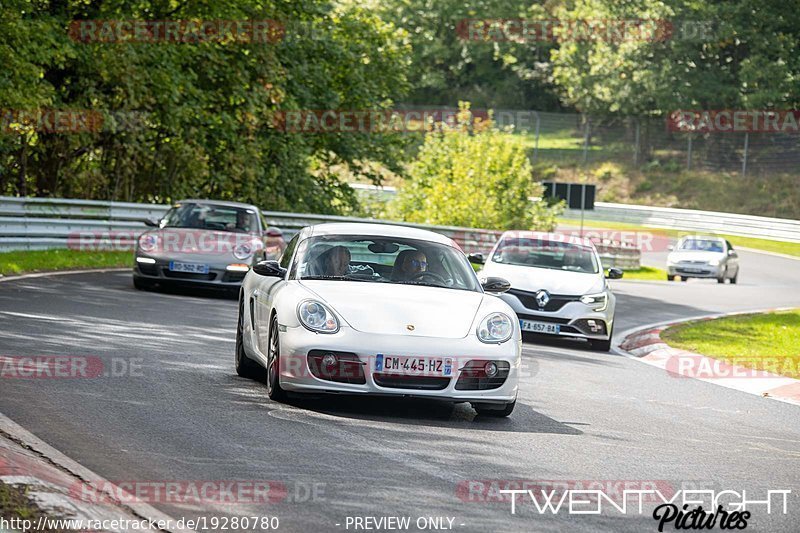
[[233, 390, 587, 435]]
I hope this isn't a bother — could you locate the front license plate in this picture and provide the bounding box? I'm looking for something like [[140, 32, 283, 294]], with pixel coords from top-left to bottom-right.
[[519, 319, 560, 334], [374, 354, 453, 377], [169, 261, 209, 274]]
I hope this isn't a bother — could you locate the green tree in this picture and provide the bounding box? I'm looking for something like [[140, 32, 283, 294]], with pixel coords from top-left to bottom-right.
[[0, 0, 412, 214], [393, 104, 562, 230]]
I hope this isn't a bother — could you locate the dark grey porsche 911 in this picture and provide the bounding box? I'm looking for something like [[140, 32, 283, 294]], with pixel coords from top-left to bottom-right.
[[133, 199, 286, 291]]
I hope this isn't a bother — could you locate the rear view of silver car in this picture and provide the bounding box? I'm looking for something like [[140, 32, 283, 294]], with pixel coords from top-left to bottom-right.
[[133, 200, 286, 291], [475, 231, 623, 351]]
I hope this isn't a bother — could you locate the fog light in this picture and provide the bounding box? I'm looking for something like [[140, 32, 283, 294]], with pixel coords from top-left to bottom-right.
[[322, 353, 337, 367], [484, 361, 498, 377], [136, 257, 156, 264], [587, 320, 601, 333], [226, 263, 250, 272]]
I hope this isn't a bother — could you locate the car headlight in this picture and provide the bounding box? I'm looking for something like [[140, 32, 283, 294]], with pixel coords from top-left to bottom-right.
[[476, 312, 513, 344], [707, 259, 720, 266], [297, 300, 340, 333], [138, 233, 158, 253], [233, 242, 254, 260], [580, 292, 608, 312]]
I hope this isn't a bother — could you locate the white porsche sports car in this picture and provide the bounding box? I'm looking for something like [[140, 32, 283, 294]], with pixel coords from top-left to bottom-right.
[[235, 223, 521, 416]]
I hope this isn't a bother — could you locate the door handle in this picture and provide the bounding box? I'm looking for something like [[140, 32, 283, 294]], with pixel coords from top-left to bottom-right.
[[253, 289, 260, 298]]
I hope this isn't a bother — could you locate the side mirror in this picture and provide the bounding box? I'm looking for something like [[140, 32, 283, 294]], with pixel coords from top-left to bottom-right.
[[606, 268, 624, 280], [264, 227, 283, 238], [481, 276, 511, 294], [728, 249, 736, 256], [667, 244, 674, 251], [467, 252, 485, 265], [144, 219, 158, 227], [253, 260, 286, 278]]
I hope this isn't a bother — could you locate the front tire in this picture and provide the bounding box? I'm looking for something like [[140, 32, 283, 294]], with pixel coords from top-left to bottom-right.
[[266, 314, 287, 402], [133, 276, 154, 291], [235, 294, 262, 379], [474, 401, 516, 417], [667, 275, 675, 281], [590, 337, 612, 352]]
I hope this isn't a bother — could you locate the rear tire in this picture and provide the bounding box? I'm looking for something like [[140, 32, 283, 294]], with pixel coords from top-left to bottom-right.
[[730, 271, 738, 284], [235, 294, 262, 379], [266, 314, 288, 402], [474, 401, 515, 417], [680, 277, 688, 282]]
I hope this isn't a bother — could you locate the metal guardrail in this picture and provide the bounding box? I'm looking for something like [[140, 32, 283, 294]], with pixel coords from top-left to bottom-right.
[[564, 202, 800, 243], [0, 196, 641, 269]]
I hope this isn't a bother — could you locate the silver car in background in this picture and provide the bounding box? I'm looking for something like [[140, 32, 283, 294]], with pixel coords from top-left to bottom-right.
[[474, 231, 623, 352], [666, 236, 739, 283], [133, 200, 286, 291]]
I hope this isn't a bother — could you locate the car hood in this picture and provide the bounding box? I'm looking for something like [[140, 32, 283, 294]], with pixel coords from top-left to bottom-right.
[[139, 228, 262, 262], [481, 262, 604, 295], [298, 281, 485, 338], [668, 251, 724, 263]]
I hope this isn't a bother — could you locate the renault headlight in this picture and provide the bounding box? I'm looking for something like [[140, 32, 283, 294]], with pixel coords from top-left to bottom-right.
[[477, 313, 513, 344], [297, 300, 339, 333], [707, 258, 720, 266], [580, 292, 608, 312]]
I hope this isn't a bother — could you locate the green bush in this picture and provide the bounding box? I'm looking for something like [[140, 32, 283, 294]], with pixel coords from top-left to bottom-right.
[[392, 104, 563, 231]]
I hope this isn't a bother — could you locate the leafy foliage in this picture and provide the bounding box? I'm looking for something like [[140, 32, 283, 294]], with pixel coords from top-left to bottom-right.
[[393, 104, 563, 230], [0, 0, 411, 214]]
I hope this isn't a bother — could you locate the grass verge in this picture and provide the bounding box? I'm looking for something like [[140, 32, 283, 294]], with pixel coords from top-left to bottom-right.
[[661, 310, 800, 379], [557, 218, 800, 258], [618, 266, 667, 281], [0, 249, 132, 277]]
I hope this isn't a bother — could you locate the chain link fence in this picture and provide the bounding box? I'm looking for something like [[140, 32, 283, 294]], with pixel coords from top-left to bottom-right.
[[399, 106, 800, 177]]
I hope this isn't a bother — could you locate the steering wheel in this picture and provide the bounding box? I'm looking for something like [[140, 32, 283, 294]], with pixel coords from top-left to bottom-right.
[[409, 271, 447, 285]]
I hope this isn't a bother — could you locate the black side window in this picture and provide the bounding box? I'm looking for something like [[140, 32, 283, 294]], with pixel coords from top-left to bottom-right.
[[280, 235, 299, 269], [726, 240, 734, 251]]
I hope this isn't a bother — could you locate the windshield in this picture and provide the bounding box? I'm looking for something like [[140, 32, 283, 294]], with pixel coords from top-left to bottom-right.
[[161, 203, 258, 233], [291, 235, 481, 292], [679, 239, 724, 252], [492, 237, 599, 274]]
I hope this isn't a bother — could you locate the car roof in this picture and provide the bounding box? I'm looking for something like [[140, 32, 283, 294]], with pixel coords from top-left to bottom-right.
[[499, 230, 596, 248], [680, 235, 725, 241], [306, 223, 457, 247], [175, 199, 261, 212]]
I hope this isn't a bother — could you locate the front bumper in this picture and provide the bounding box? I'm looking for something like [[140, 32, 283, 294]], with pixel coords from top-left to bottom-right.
[[275, 325, 521, 404], [133, 255, 248, 287], [668, 264, 723, 278], [499, 293, 613, 341]]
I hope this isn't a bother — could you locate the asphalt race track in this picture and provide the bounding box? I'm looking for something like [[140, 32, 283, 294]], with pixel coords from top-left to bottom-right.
[[1, 248, 799, 532]]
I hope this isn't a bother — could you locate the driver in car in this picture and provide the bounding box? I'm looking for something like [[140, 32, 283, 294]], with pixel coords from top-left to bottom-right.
[[392, 250, 428, 281], [320, 246, 351, 276]]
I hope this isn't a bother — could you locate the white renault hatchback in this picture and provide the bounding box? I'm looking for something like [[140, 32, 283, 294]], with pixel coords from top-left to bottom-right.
[[475, 231, 623, 351]]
